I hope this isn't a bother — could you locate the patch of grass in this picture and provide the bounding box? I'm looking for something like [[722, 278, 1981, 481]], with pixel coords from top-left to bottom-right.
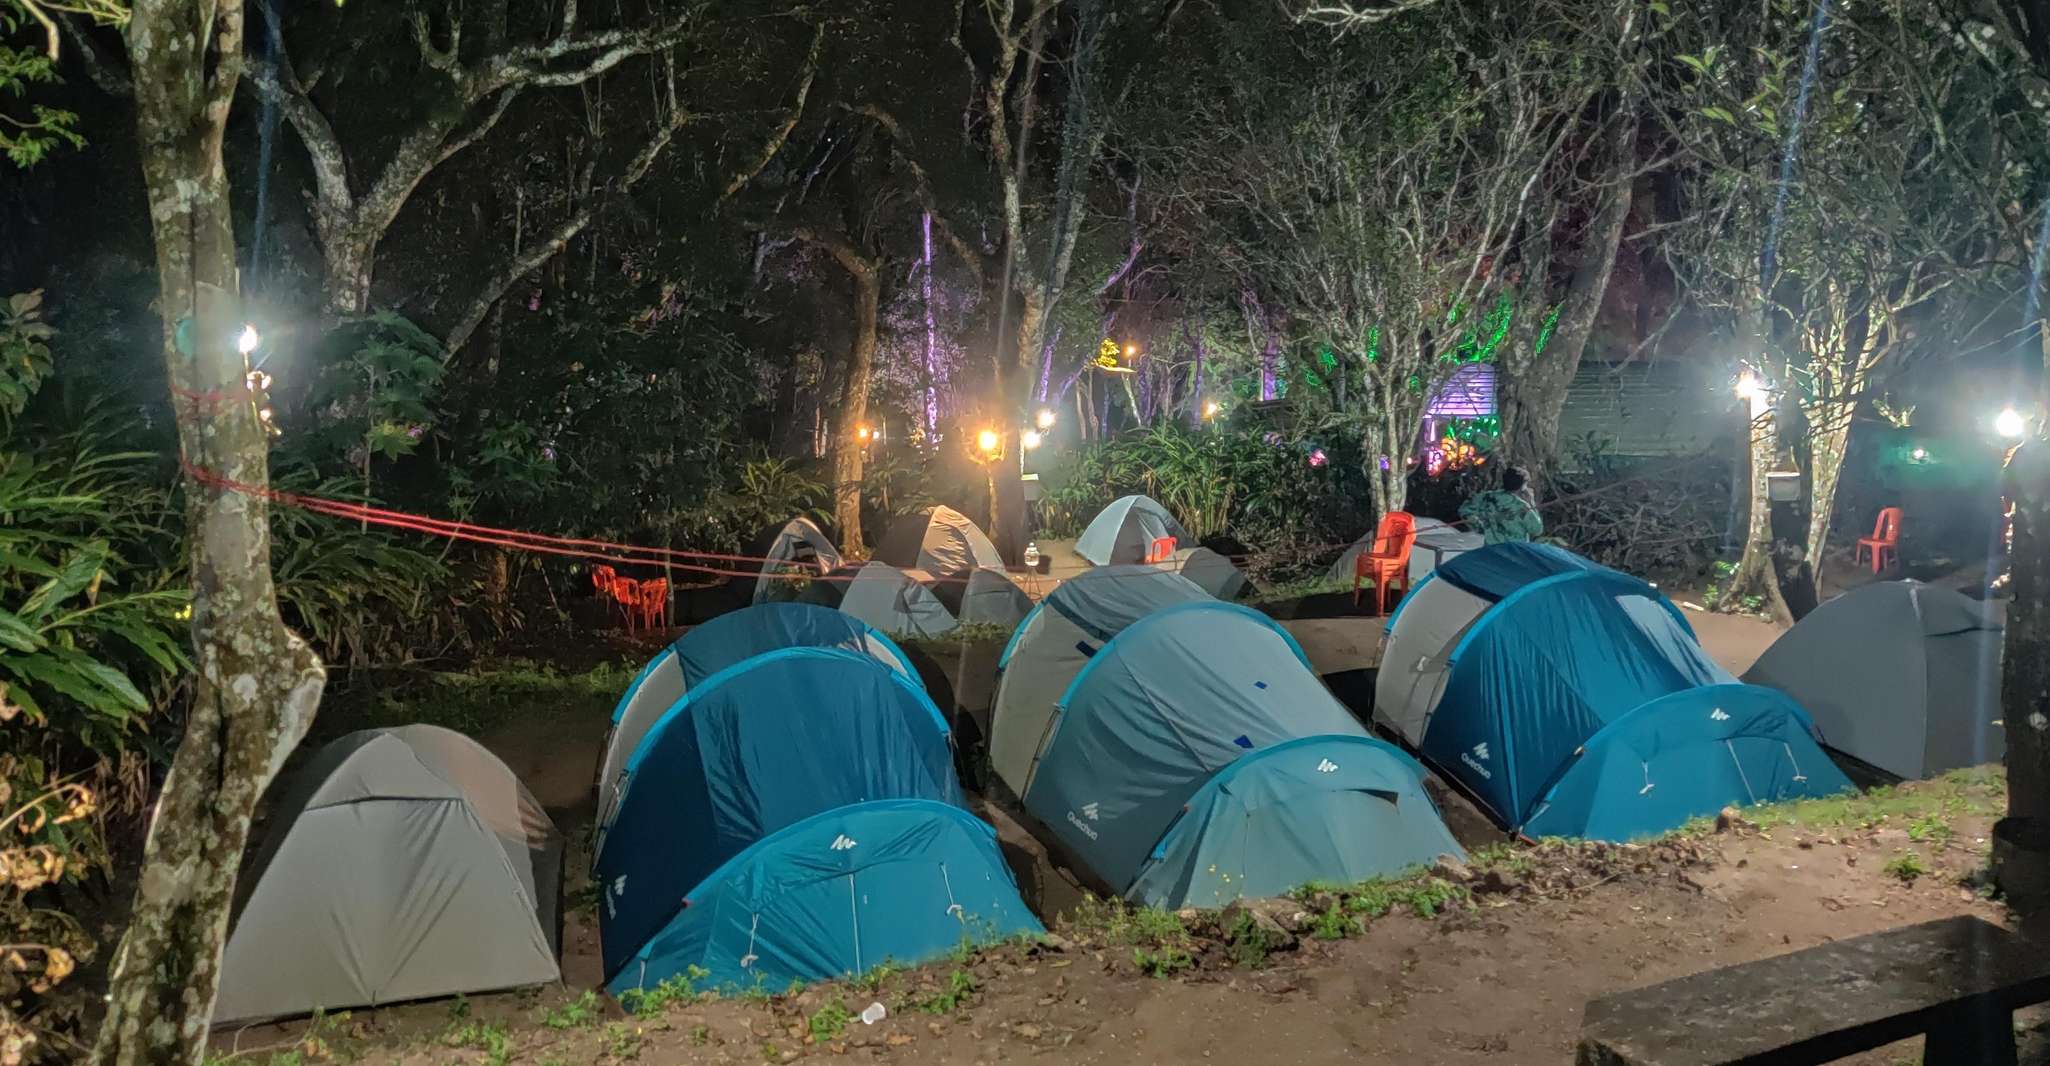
[[541, 989, 603, 1030], [1309, 906, 1358, 941], [807, 998, 855, 1042], [604, 1021, 642, 1060], [1133, 944, 1196, 976], [1467, 842, 1536, 876], [620, 964, 710, 1014], [1884, 851, 1930, 883], [736, 972, 776, 1005], [1221, 908, 1287, 968], [355, 659, 635, 736], [1244, 575, 1350, 605], [1908, 814, 1956, 843], [1342, 876, 1470, 919], [914, 969, 979, 1014], [897, 623, 1013, 652], [442, 1020, 511, 1066], [1719, 767, 2003, 837], [853, 961, 902, 994], [1070, 896, 1189, 947], [689, 1025, 711, 1047]]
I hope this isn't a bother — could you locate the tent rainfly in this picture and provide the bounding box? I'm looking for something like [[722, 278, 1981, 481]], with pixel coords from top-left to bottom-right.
[[744, 517, 841, 604], [610, 799, 1040, 996], [804, 561, 961, 638], [1743, 581, 2004, 780], [876, 505, 1004, 574], [989, 565, 1212, 796], [1075, 495, 1192, 565], [216, 725, 562, 1024], [1327, 516, 1485, 586], [935, 566, 1034, 628], [1375, 543, 1851, 841], [1021, 602, 1462, 905], [597, 648, 1036, 996], [595, 603, 919, 831]]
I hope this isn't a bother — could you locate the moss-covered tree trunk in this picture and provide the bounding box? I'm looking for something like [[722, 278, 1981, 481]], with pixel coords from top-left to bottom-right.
[[94, 2, 327, 1061]]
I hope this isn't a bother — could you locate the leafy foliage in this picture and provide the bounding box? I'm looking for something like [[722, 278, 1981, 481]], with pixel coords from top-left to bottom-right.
[[0, 292, 53, 430], [1035, 425, 1363, 576], [0, 32, 81, 168]]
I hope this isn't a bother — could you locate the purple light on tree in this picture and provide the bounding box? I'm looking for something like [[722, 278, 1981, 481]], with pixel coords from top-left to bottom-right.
[[920, 213, 940, 440]]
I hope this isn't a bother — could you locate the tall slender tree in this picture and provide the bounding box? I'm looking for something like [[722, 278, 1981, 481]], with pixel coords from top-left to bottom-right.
[[94, 0, 326, 1061]]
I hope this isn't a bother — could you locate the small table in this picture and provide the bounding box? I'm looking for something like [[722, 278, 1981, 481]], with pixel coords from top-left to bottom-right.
[[1576, 916, 2050, 1066]]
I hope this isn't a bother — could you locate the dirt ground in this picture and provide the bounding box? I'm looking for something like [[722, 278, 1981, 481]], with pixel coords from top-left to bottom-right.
[[212, 598, 2025, 1066]]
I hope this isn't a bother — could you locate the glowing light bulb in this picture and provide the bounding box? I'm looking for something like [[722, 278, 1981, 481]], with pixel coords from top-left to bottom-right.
[[1022, 430, 1043, 450], [1996, 408, 2027, 440], [1202, 400, 1221, 420], [237, 324, 261, 355], [1124, 343, 1139, 359], [856, 425, 872, 441], [1036, 409, 1057, 430], [1735, 371, 1764, 401], [976, 429, 1000, 453], [1911, 447, 1929, 461]]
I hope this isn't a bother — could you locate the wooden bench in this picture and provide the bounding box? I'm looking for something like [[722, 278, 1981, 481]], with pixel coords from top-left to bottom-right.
[[1576, 916, 2050, 1065]]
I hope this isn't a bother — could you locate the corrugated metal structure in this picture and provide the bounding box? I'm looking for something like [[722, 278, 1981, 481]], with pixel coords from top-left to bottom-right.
[[1558, 361, 1736, 467]]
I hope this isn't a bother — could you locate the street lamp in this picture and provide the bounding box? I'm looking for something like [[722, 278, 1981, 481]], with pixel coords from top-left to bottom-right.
[[1996, 407, 2027, 440]]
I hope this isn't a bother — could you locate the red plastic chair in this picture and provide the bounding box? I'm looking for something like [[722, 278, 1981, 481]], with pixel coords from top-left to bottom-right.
[[1855, 507, 1902, 575], [609, 576, 641, 633], [1144, 536, 1177, 564], [591, 564, 617, 595], [1354, 512, 1418, 615], [637, 578, 670, 632]]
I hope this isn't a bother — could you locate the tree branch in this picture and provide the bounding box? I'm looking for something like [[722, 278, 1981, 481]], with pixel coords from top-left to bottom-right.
[[443, 107, 694, 355], [719, 20, 825, 202]]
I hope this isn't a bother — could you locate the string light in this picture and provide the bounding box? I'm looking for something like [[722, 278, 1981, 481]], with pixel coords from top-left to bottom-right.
[[1996, 408, 2026, 440], [1022, 430, 1043, 450], [245, 369, 271, 393], [237, 324, 261, 355], [856, 425, 873, 442], [976, 429, 1001, 454], [1202, 400, 1222, 420], [1035, 409, 1057, 430]]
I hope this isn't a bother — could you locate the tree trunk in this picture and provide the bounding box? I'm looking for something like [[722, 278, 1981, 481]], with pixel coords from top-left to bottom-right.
[[1724, 401, 1795, 625], [1997, 432, 2050, 910], [1803, 407, 1853, 602], [322, 232, 375, 317], [96, 3, 328, 1062], [829, 270, 879, 558], [1498, 109, 1638, 488]]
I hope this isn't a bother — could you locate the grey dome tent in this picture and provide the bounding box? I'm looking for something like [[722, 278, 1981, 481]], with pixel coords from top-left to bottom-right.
[[1743, 581, 2004, 780], [806, 561, 961, 638], [1019, 602, 1463, 905], [936, 566, 1033, 627], [1170, 547, 1247, 600], [989, 565, 1211, 795], [216, 725, 561, 1024], [745, 517, 840, 604], [1327, 516, 1483, 586], [876, 505, 1003, 574], [1075, 495, 1191, 565]]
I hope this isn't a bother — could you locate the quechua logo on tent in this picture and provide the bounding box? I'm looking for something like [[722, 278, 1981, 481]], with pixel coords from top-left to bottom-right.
[[1462, 742, 1493, 780], [1067, 803, 1101, 840]]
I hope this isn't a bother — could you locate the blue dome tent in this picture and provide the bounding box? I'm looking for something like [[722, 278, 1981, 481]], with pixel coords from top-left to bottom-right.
[[1022, 602, 1460, 903], [1127, 735, 1459, 909], [594, 604, 918, 829], [1375, 543, 1852, 841], [988, 566, 1213, 795], [594, 648, 959, 980], [609, 799, 1041, 998]]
